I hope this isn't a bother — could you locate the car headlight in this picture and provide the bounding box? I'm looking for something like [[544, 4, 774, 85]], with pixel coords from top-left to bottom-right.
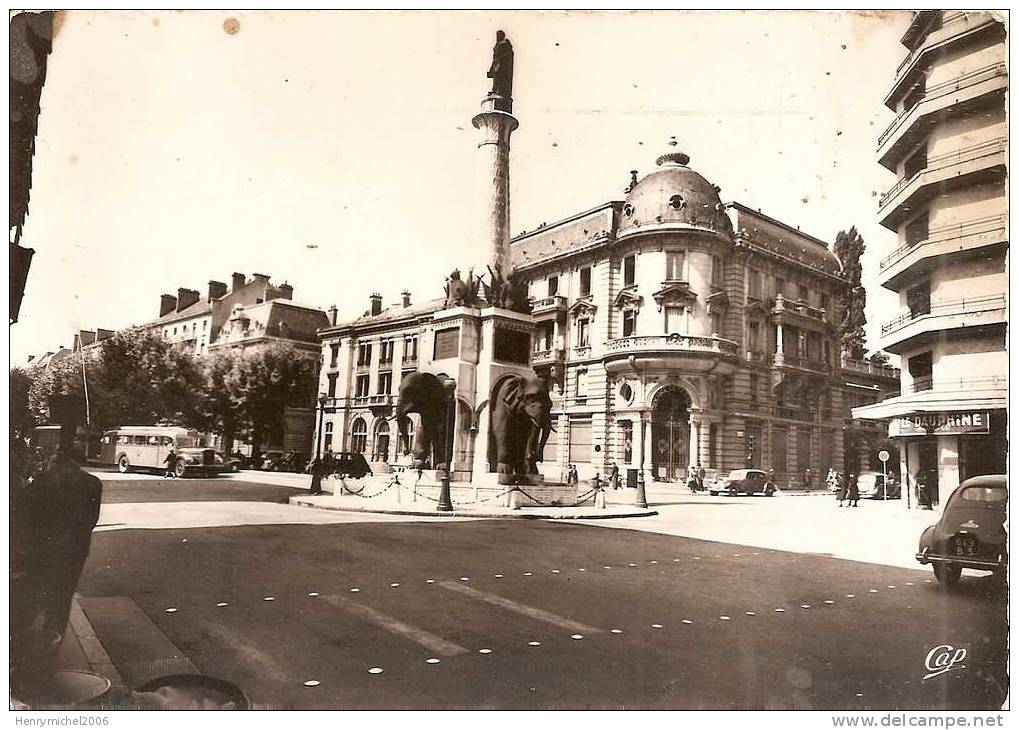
[[183, 455, 196, 464]]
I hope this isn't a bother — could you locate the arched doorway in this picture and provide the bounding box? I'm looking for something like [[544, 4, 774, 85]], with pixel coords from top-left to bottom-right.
[[652, 388, 691, 481], [374, 420, 391, 463]]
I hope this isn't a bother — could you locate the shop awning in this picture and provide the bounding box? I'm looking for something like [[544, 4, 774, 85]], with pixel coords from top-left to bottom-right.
[[852, 388, 1007, 421]]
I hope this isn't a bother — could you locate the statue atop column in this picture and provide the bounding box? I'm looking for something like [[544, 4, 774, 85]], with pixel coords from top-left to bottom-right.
[[487, 30, 514, 111]]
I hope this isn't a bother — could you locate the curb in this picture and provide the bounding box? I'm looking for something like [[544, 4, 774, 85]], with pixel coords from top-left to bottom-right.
[[288, 496, 657, 520]]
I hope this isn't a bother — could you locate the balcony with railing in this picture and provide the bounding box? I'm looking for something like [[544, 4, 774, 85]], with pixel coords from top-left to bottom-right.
[[770, 294, 830, 326], [880, 294, 1007, 348], [530, 295, 568, 317], [352, 393, 394, 408], [532, 347, 566, 366], [878, 137, 1007, 229], [604, 334, 740, 357], [887, 12, 994, 102], [877, 62, 1007, 165], [879, 213, 1007, 279], [900, 374, 1007, 395], [839, 355, 899, 379], [770, 353, 831, 373]]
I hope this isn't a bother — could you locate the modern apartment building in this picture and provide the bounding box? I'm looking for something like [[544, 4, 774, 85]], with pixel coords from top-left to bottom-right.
[[854, 11, 1007, 508]]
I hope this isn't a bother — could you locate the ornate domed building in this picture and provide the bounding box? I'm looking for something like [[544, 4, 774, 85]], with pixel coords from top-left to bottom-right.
[[513, 145, 895, 488]]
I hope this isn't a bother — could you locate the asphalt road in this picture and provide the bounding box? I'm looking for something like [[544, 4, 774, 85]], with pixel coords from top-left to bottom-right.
[[95, 474, 306, 504], [78, 479, 1007, 710]]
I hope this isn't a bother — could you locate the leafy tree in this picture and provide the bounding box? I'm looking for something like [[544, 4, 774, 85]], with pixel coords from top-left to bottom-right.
[[833, 227, 867, 359], [222, 343, 317, 457], [867, 351, 891, 367], [199, 350, 243, 453], [9, 368, 34, 439]]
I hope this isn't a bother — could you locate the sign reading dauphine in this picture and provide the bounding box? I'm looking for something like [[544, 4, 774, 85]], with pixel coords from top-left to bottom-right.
[[888, 412, 990, 438]]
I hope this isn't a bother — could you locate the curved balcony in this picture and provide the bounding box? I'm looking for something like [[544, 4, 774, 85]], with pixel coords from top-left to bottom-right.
[[878, 137, 1006, 230], [879, 294, 1007, 353], [879, 213, 1007, 289], [532, 347, 565, 366], [770, 294, 831, 327], [877, 62, 1007, 170], [839, 355, 899, 380], [530, 295, 568, 317], [603, 334, 739, 375]]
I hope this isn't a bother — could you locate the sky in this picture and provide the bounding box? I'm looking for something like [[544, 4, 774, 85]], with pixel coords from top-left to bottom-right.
[[11, 9, 910, 364]]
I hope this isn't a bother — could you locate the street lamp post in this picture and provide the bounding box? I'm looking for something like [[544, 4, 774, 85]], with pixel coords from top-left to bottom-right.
[[315, 393, 327, 461], [628, 355, 649, 510]]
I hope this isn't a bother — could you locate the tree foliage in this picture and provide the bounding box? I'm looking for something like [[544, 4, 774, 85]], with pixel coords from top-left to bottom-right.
[[15, 332, 317, 455], [833, 227, 868, 359]]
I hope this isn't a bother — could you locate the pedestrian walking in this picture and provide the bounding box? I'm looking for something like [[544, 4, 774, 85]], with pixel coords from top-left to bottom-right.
[[162, 447, 178, 479], [609, 462, 620, 490], [847, 472, 860, 507], [836, 472, 847, 507], [567, 464, 578, 486], [307, 455, 324, 495]]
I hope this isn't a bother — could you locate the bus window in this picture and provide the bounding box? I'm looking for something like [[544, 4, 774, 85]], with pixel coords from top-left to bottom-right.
[[148, 436, 160, 445]]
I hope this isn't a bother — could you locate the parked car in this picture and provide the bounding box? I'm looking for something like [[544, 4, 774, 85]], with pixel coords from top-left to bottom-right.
[[858, 471, 901, 500], [710, 468, 777, 497], [916, 474, 1007, 586], [329, 452, 373, 479], [100, 426, 231, 478]]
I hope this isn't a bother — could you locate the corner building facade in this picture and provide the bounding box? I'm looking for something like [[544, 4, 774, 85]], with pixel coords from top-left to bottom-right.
[[854, 11, 1007, 508], [513, 149, 852, 488]]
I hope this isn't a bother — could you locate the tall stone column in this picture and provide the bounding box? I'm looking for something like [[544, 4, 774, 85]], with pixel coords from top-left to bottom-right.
[[472, 97, 519, 276]]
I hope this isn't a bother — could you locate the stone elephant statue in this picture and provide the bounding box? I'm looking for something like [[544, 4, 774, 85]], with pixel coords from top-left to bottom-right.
[[395, 372, 451, 469], [488, 375, 553, 476]]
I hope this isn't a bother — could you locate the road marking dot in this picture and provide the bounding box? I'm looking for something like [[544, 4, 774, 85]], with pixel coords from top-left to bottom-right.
[[719, 616, 731, 621], [824, 600, 835, 605], [855, 693, 863, 697], [734, 554, 741, 557], [351, 588, 361, 592], [571, 634, 584, 640], [603, 566, 612, 569], [479, 648, 492, 654], [869, 589, 878, 593], [460, 577, 470, 581], [303, 680, 320, 687], [307, 592, 318, 597], [801, 605, 811, 609], [425, 580, 435, 584], [523, 572, 532, 576], [217, 602, 229, 607], [389, 583, 400, 588], [425, 658, 440, 664], [628, 563, 637, 567], [746, 611, 756, 616], [610, 629, 623, 634], [673, 558, 680, 562], [693, 557, 701, 560], [528, 641, 542, 647], [651, 623, 663, 629], [650, 560, 658, 564], [551, 569, 560, 574], [578, 568, 587, 572], [367, 667, 384, 675], [906, 582, 915, 586], [494, 574, 503, 578], [165, 608, 178, 614], [888, 585, 896, 589], [682, 619, 693, 625], [263, 597, 275, 602], [846, 594, 856, 598], [924, 579, 932, 583], [774, 608, 785, 613]]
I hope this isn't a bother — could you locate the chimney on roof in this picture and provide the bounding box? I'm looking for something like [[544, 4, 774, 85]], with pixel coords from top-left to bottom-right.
[[369, 292, 383, 316], [401, 290, 411, 308], [176, 288, 200, 312], [252, 273, 270, 283], [232, 272, 246, 291], [95, 328, 114, 342], [160, 294, 178, 317], [208, 280, 227, 300], [278, 282, 293, 300], [328, 305, 338, 326], [78, 330, 96, 348]]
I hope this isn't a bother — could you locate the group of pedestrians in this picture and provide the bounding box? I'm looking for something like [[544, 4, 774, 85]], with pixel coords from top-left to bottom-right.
[[307, 450, 337, 495], [827, 467, 860, 507]]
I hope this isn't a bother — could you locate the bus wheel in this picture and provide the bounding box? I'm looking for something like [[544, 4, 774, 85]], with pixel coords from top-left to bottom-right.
[[118, 455, 130, 474], [174, 461, 188, 478]]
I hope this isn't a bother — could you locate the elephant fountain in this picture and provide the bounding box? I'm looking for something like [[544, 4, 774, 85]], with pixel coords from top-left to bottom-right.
[[487, 374, 553, 477], [395, 372, 452, 470]]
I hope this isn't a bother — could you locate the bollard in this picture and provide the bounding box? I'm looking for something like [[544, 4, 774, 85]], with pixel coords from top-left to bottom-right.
[[394, 474, 401, 504], [635, 469, 649, 509], [437, 465, 453, 512]]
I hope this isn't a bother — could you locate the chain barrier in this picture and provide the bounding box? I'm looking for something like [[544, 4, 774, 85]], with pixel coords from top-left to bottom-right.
[[335, 474, 602, 509], [337, 475, 402, 500]]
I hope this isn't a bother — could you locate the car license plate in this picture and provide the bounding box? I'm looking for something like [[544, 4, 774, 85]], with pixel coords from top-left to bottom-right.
[[954, 535, 978, 557]]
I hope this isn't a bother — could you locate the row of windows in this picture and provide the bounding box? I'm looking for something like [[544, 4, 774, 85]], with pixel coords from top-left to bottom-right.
[[544, 253, 725, 298], [747, 269, 831, 311], [354, 336, 418, 367]]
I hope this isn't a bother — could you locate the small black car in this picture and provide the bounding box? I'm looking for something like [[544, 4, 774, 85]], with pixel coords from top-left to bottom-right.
[[916, 474, 1007, 586], [329, 452, 373, 479]]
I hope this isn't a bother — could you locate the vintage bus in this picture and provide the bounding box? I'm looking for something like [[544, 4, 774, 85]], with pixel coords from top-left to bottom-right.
[[99, 426, 230, 477]]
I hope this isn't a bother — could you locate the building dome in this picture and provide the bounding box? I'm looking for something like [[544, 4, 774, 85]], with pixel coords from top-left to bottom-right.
[[618, 147, 732, 238]]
